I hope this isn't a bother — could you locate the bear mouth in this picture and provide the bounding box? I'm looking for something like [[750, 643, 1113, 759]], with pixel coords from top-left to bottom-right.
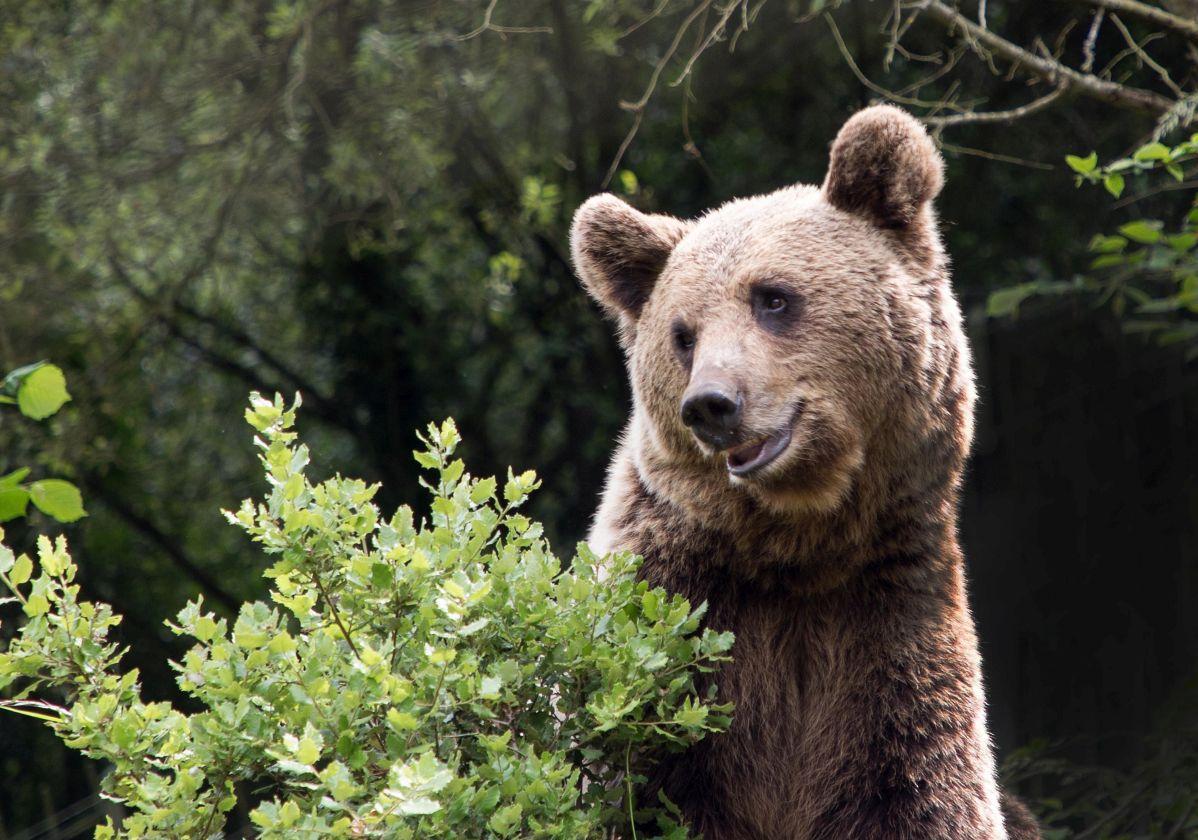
[[724, 405, 802, 477], [725, 429, 793, 476]]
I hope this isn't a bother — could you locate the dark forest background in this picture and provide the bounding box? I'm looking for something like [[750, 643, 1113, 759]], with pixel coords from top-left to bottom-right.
[[2, 0, 1197, 835]]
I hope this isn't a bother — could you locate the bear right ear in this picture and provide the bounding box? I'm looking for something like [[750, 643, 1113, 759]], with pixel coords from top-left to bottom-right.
[[570, 194, 690, 322], [822, 104, 944, 229]]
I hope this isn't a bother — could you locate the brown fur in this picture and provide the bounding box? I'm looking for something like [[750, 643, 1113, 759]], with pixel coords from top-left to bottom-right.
[[570, 105, 1039, 839]]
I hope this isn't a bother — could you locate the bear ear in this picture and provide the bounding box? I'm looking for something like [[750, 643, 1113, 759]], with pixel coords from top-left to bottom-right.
[[570, 194, 691, 321], [822, 104, 944, 229]]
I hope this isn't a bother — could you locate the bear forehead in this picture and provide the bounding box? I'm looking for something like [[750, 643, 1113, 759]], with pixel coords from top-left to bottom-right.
[[657, 186, 895, 298]]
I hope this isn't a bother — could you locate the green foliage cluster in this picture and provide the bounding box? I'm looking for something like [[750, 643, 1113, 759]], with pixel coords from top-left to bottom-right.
[[0, 394, 733, 838], [0, 362, 85, 524], [991, 136, 1198, 356]]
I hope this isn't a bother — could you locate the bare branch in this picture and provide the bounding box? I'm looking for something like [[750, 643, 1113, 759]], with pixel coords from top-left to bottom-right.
[[457, 0, 552, 40], [1062, 0, 1198, 43], [925, 83, 1067, 126], [917, 0, 1177, 115], [602, 0, 717, 187], [937, 140, 1057, 169], [1108, 12, 1185, 96], [620, 0, 672, 39], [674, 1, 751, 87], [1081, 8, 1106, 73], [827, 15, 972, 111], [1098, 29, 1167, 77], [894, 46, 963, 95]]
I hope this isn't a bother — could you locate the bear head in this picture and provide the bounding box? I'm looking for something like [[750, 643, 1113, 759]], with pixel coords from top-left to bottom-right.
[[572, 105, 974, 524]]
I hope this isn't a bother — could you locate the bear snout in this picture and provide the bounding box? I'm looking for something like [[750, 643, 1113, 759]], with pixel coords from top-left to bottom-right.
[[680, 380, 743, 448]]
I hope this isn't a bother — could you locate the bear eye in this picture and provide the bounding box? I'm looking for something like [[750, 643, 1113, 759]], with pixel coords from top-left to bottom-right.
[[751, 286, 801, 333], [672, 323, 696, 358]]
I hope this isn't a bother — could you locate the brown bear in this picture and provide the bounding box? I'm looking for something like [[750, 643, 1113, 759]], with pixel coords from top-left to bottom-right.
[[570, 105, 1039, 839]]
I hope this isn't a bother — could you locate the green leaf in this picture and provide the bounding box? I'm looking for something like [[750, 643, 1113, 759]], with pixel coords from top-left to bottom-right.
[[24, 592, 49, 617], [488, 803, 523, 836], [1133, 142, 1171, 162], [1065, 152, 1098, 175], [398, 797, 442, 816], [1091, 254, 1128, 270], [9, 554, 32, 586], [1088, 234, 1127, 254], [1118, 220, 1163, 245], [0, 488, 30, 522], [469, 477, 496, 505], [28, 479, 86, 522], [413, 450, 439, 470], [642, 589, 661, 621], [296, 737, 320, 765], [1103, 173, 1124, 198], [0, 468, 30, 489], [15, 364, 71, 420], [1167, 233, 1198, 253], [987, 286, 1033, 318]]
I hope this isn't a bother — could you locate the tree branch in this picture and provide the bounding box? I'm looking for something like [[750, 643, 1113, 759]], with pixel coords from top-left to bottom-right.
[[1062, 0, 1198, 43], [917, 0, 1177, 115], [87, 482, 240, 613]]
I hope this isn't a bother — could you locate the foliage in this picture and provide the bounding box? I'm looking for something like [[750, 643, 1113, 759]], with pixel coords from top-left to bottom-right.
[[993, 136, 1198, 356], [0, 394, 733, 838], [1003, 707, 1198, 840], [1068, 137, 1198, 354], [0, 362, 85, 524]]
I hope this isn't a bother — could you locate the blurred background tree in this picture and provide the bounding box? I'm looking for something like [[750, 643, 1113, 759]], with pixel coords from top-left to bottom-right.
[[0, 0, 1196, 835]]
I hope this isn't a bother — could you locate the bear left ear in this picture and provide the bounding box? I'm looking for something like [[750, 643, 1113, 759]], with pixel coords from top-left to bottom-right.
[[822, 104, 944, 229], [570, 194, 691, 322]]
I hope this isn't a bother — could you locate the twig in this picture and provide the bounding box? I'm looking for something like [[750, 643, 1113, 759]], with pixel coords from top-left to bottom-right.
[[457, 0, 552, 40], [924, 84, 1067, 127], [602, 0, 716, 187], [1081, 8, 1105, 73], [894, 46, 963, 96], [1108, 12, 1185, 97], [312, 571, 362, 660], [1098, 30, 1166, 78], [621, 0, 673, 39], [674, 1, 753, 87], [1112, 177, 1198, 209], [826, 14, 970, 111], [938, 140, 1056, 170], [625, 741, 639, 840], [1061, 0, 1198, 44]]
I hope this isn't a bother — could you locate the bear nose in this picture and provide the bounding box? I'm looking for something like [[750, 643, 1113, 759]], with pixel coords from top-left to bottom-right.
[[680, 386, 743, 446]]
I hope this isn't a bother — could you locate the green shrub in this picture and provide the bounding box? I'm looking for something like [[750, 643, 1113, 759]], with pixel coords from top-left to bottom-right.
[[0, 393, 733, 838]]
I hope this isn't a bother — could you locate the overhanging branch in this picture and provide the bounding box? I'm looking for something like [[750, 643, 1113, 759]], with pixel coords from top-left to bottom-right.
[[917, 0, 1177, 115]]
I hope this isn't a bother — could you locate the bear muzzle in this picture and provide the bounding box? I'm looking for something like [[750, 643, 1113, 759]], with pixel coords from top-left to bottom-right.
[[680, 380, 743, 449]]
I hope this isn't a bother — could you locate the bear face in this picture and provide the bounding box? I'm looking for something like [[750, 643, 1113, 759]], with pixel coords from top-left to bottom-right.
[[572, 105, 972, 523]]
